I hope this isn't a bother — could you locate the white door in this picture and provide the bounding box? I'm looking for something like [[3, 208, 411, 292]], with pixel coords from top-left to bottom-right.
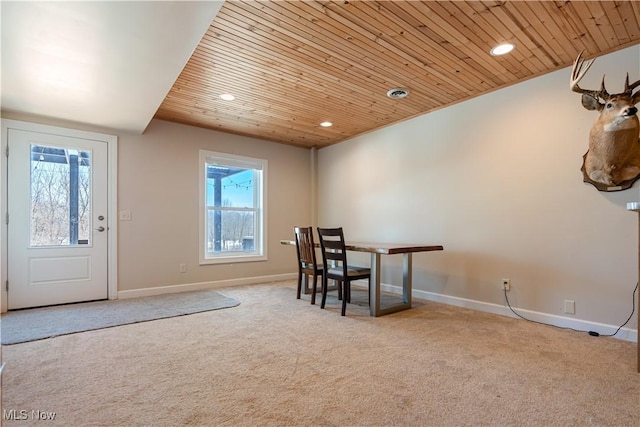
[[7, 129, 108, 309]]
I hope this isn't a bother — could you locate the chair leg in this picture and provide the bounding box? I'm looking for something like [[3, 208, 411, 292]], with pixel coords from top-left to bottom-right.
[[311, 273, 318, 305], [296, 270, 303, 299], [341, 281, 348, 316], [321, 276, 328, 309]]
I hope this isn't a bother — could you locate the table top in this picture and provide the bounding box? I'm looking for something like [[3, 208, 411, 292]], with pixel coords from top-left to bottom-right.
[[280, 240, 443, 255]]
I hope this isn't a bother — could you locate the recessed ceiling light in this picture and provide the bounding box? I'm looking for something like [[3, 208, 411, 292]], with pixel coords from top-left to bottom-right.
[[219, 93, 235, 101], [320, 121, 333, 127], [490, 43, 515, 56]]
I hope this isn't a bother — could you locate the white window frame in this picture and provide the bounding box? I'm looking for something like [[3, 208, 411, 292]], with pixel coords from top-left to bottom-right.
[[199, 150, 267, 265]]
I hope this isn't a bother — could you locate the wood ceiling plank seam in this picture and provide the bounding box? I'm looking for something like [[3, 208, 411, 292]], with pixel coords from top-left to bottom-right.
[[212, 8, 315, 63], [164, 63, 422, 131], [188, 33, 275, 89], [157, 97, 384, 140], [263, 0, 459, 102], [231, 1, 443, 98], [322, 0, 476, 94], [324, 3, 476, 98], [568, 1, 612, 52], [159, 88, 354, 126], [158, 109, 333, 137], [235, 5, 420, 100], [499, 1, 564, 68], [363, 1, 500, 92], [162, 85, 409, 129], [350, 0, 479, 81], [186, 120, 330, 148], [192, 30, 413, 113], [405, 1, 470, 44], [158, 103, 416, 149], [224, 1, 340, 61], [551, 0, 600, 54], [205, 121, 347, 147], [438, 1, 536, 82], [599, 1, 631, 44], [190, 47, 430, 118], [298, 0, 458, 89], [306, 0, 472, 96], [425, 2, 542, 92], [163, 109, 341, 142], [179, 57, 422, 117], [625, 1, 640, 39], [483, 1, 546, 58], [210, 12, 436, 103], [162, 90, 419, 127], [186, 46, 395, 109], [173, 63, 342, 110], [404, 1, 511, 87], [435, 1, 504, 55], [453, 1, 538, 75], [585, 1, 622, 50], [536, 1, 591, 64], [472, 1, 549, 74], [344, 1, 486, 98], [161, 89, 349, 123], [185, 59, 432, 119], [161, 86, 414, 131]]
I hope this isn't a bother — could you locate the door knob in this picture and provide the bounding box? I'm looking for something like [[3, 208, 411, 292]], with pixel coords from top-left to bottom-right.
[[95, 226, 105, 232]]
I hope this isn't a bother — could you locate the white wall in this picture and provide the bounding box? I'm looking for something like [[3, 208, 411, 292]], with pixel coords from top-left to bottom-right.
[[318, 45, 640, 339], [0, 114, 312, 300], [117, 119, 311, 293]]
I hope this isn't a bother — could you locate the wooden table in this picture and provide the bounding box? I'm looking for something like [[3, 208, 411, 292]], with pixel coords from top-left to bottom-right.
[[281, 240, 443, 317]]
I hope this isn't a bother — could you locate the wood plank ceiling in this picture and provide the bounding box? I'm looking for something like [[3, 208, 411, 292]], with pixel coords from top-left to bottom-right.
[[154, 1, 640, 149]]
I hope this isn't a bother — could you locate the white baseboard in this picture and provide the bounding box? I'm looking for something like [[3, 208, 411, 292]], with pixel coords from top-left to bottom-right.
[[117, 273, 297, 299], [118, 274, 637, 343], [379, 283, 638, 343]]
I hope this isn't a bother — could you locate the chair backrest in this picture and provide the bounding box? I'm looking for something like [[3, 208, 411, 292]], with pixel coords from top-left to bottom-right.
[[317, 227, 348, 276], [294, 226, 319, 271]]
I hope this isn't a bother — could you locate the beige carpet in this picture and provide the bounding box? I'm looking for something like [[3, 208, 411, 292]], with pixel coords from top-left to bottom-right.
[[1, 281, 638, 426]]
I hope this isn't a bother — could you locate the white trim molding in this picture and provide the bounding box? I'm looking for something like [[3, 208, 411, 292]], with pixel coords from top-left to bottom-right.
[[378, 283, 638, 343], [118, 273, 296, 299]]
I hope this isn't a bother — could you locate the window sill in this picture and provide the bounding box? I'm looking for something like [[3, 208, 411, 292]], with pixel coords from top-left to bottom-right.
[[200, 254, 267, 265]]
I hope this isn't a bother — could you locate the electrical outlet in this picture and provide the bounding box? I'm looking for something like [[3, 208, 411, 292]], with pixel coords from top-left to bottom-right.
[[179, 263, 187, 273], [501, 279, 510, 291]]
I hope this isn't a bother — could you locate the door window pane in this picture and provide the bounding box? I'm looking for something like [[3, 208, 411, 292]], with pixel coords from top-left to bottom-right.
[[30, 144, 92, 246]]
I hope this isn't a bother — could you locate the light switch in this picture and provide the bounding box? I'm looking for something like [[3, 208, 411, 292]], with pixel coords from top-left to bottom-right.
[[119, 210, 132, 221]]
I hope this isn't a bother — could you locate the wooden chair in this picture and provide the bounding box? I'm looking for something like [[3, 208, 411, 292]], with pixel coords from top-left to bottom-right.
[[293, 226, 324, 305], [317, 227, 371, 316]]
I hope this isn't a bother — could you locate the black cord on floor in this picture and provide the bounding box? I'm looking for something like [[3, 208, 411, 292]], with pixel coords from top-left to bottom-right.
[[503, 282, 638, 337]]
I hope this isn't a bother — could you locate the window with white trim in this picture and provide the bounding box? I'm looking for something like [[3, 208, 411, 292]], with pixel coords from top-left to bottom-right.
[[199, 150, 267, 264]]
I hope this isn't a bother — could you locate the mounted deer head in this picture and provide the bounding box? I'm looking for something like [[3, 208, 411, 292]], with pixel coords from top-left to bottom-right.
[[570, 50, 640, 190]]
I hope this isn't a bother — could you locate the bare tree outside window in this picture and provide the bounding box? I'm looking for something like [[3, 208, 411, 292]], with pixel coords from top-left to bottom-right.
[[30, 146, 91, 246], [200, 150, 266, 263]]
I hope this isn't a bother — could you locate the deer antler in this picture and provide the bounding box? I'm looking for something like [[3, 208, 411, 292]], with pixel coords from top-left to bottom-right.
[[624, 73, 640, 95], [570, 50, 608, 99]]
